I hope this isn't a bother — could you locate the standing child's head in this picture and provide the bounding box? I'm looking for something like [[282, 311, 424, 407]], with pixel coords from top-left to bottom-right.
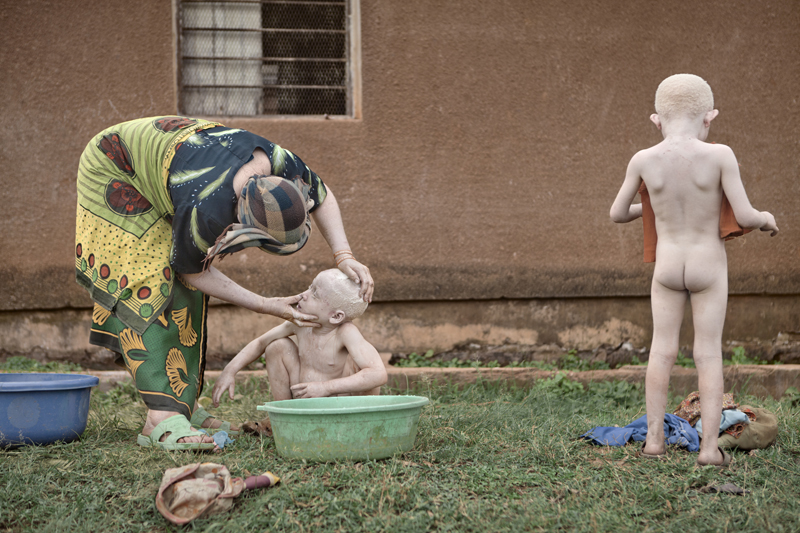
[[651, 74, 719, 137], [298, 269, 368, 326], [656, 74, 714, 118], [654, 74, 714, 119]]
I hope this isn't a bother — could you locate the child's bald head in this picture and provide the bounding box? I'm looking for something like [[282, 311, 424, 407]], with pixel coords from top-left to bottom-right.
[[318, 269, 368, 320], [655, 74, 714, 119]]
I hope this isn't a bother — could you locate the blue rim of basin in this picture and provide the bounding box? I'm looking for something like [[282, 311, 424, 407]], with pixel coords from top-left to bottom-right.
[[258, 395, 429, 415], [0, 373, 99, 392]]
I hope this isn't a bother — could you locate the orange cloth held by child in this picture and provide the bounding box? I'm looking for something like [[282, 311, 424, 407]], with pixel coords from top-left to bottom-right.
[[638, 182, 750, 263]]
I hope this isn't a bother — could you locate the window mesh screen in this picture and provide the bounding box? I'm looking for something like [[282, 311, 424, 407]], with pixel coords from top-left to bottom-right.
[[179, 0, 350, 116]]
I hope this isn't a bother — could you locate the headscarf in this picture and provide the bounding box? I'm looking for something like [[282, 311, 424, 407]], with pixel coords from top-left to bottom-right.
[[203, 175, 311, 267]]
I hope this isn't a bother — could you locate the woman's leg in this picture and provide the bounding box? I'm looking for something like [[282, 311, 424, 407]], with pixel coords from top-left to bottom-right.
[[191, 400, 240, 432], [91, 281, 216, 445]]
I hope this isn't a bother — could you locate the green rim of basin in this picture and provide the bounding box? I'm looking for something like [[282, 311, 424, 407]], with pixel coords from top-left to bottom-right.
[[258, 395, 429, 415]]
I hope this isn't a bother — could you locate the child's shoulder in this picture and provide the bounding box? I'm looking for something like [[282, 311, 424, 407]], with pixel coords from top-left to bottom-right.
[[705, 141, 736, 156], [631, 143, 661, 161], [335, 321, 364, 340], [636, 140, 735, 160], [695, 142, 738, 167], [626, 145, 658, 170]]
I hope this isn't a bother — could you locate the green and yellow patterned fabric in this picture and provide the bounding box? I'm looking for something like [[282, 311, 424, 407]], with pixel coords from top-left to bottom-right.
[[75, 116, 221, 334], [90, 275, 207, 419]]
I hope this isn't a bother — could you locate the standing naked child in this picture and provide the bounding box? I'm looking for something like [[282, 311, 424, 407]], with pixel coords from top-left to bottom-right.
[[213, 269, 387, 404], [610, 74, 778, 466]]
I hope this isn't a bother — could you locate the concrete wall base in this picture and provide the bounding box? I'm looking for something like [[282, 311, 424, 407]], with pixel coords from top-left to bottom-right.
[[1, 295, 798, 369]]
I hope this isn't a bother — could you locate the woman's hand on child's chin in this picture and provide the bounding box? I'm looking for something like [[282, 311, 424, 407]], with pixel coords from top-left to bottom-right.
[[290, 381, 331, 398], [265, 295, 319, 327]]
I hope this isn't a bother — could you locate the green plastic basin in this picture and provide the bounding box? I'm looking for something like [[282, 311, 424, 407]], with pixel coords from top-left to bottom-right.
[[257, 395, 429, 461]]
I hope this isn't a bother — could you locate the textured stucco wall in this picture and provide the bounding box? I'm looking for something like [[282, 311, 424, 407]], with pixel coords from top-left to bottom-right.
[[0, 1, 797, 347]]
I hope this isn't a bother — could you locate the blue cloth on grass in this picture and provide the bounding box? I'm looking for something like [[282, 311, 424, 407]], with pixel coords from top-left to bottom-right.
[[580, 414, 700, 452], [198, 429, 235, 449], [213, 430, 234, 449], [695, 409, 750, 438]]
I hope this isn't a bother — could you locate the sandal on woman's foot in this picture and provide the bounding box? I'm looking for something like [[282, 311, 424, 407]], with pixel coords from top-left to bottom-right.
[[697, 447, 732, 468], [190, 406, 239, 436], [137, 415, 217, 450]]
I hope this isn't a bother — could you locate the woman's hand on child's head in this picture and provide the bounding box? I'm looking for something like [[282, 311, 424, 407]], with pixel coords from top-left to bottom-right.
[[290, 381, 331, 399], [337, 259, 374, 303]]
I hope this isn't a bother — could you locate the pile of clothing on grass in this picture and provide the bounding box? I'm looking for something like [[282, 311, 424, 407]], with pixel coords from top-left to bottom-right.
[[580, 391, 778, 452]]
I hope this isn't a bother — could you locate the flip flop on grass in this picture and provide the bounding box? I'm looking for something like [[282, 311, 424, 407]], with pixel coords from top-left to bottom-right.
[[191, 405, 239, 436], [137, 414, 217, 450], [638, 444, 666, 459], [696, 447, 732, 469]]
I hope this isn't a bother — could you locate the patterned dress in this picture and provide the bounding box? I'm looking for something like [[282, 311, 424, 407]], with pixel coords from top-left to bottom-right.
[[75, 117, 326, 417]]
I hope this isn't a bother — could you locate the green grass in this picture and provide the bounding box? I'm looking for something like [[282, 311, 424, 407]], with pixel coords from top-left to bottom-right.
[[0, 356, 83, 373], [2, 375, 799, 532], [392, 349, 606, 371], [627, 346, 777, 368]]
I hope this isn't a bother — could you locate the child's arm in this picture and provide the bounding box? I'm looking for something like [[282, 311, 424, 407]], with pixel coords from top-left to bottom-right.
[[290, 323, 388, 398], [610, 152, 645, 223], [718, 145, 779, 235], [212, 321, 296, 406]]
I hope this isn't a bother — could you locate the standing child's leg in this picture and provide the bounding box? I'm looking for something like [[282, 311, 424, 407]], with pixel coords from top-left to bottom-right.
[[644, 280, 688, 455], [689, 280, 728, 466]]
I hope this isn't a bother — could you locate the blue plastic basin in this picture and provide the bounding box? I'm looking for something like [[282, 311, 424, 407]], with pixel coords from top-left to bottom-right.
[[0, 373, 99, 447]]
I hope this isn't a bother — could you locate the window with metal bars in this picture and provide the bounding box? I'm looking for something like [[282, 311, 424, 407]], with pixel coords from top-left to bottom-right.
[[177, 0, 359, 117]]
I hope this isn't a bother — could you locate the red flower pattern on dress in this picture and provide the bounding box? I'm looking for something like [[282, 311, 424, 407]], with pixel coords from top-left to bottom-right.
[[106, 180, 152, 216], [154, 117, 197, 132], [98, 133, 134, 177]]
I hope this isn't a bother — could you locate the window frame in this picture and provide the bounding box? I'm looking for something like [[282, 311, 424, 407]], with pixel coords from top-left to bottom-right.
[[173, 0, 361, 119]]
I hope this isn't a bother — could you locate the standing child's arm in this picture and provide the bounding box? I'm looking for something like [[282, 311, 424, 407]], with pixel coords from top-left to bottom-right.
[[718, 145, 779, 235], [610, 152, 645, 223], [290, 323, 388, 398], [212, 321, 296, 406]]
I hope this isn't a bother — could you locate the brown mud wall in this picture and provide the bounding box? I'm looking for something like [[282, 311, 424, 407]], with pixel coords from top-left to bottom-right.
[[0, 1, 797, 356]]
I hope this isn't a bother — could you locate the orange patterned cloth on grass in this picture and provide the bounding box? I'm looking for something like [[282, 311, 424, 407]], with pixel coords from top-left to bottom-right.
[[673, 391, 758, 438], [673, 391, 739, 427], [156, 463, 279, 525]]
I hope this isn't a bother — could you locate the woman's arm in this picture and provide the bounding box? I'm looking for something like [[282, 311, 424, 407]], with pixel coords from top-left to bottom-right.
[[310, 185, 375, 302], [182, 267, 318, 326]]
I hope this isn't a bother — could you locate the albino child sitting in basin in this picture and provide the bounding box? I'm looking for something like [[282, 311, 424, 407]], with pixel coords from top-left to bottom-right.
[[212, 269, 387, 405]]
